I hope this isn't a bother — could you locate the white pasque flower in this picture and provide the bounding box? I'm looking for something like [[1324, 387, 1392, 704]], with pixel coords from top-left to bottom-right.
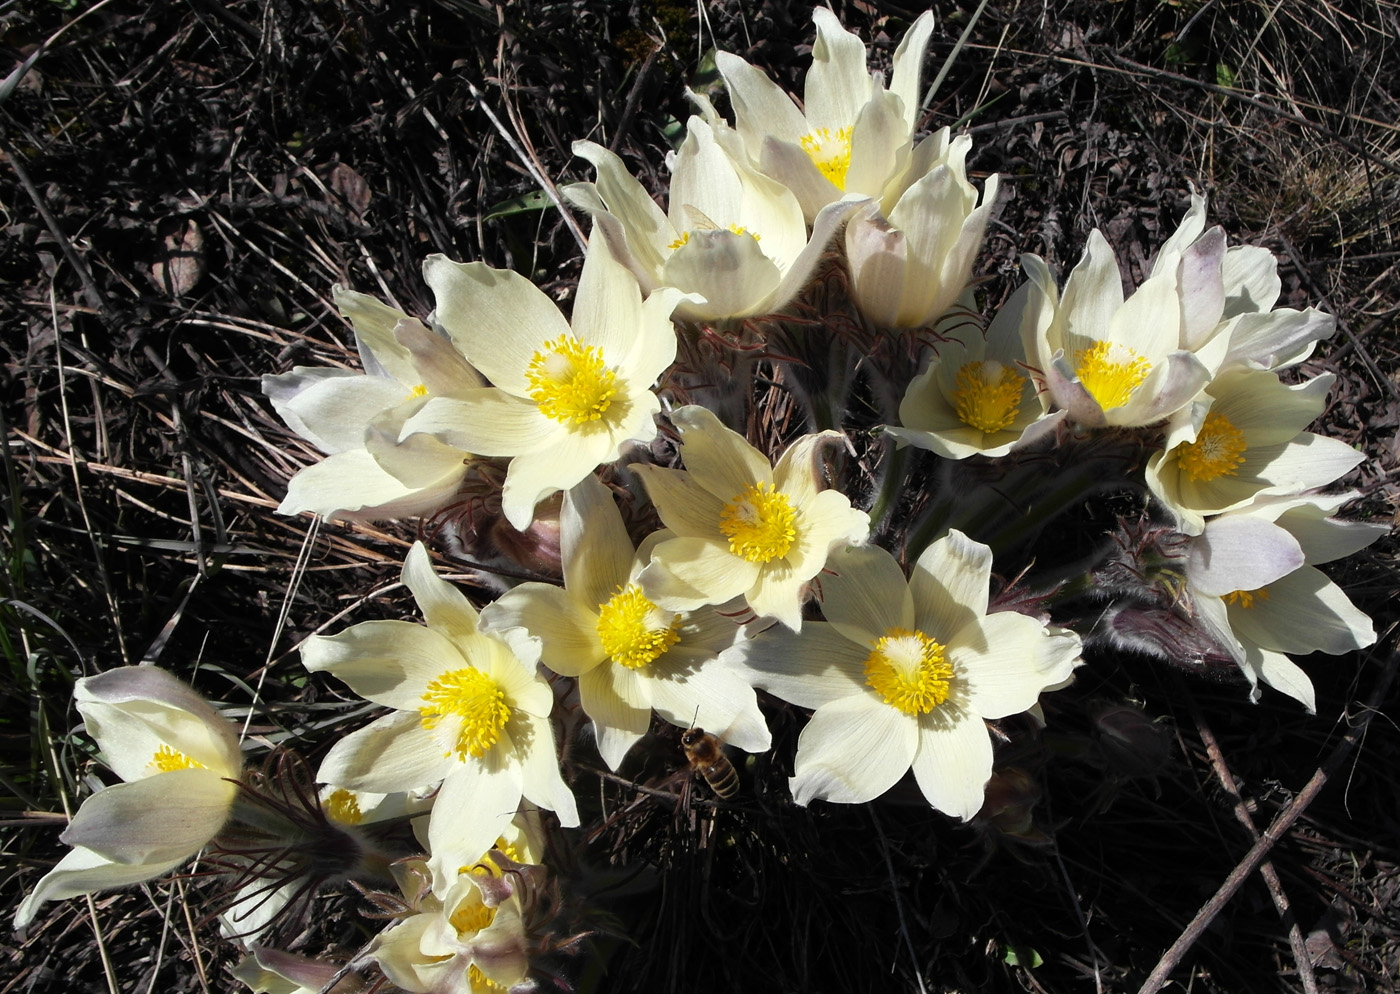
[[884, 284, 1062, 459], [843, 130, 1000, 331], [715, 8, 936, 221], [1186, 493, 1383, 711], [372, 858, 530, 994], [480, 474, 771, 770], [632, 405, 871, 631], [1020, 196, 1236, 428], [398, 232, 686, 531], [724, 537, 1081, 818], [1146, 367, 1365, 535], [300, 542, 578, 895], [565, 113, 855, 323], [263, 287, 482, 520], [15, 666, 242, 930]]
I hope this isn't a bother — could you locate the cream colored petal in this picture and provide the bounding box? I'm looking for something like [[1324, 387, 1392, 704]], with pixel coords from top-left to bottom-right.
[[632, 464, 727, 538], [278, 448, 465, 522], [910, 708, 993, 820], [422, 256, 570, 393], [333, 285, 414, 375], [62, 770, 234, 864], [746, 560, 806, 631], [563, 473, 635, 604], [1176, 227, 1226, 350], [1152, 192, 1209, 270], [791, 695, 916, 805], [572, 223, 643, 360], [579, 666, 651, 770], [1221, 244, 1282, 316], [270, 372, 407, 453], [1057, 230, 1124, 355], [1188, 516, 1304, 597], [568, 141, 673, 274], [649, 662, 772, 754], [1251, 433, 1366, 492], [806, 8, 874, 132], [621, 286, 685, 385], [782, 489, 870, 583], [953, 613, 1080, 718], [759, 137, 841, 222], [817, 543, 914, 646], [516, 710, 578, 825], [670, 405, 773, 498], [318, 710, 452, 794], [1223, 307, 1334, 372], [641, 536, 759, 613], [75, 666, 241, 781], [663, 228, 782, 321], [1231, 566, 1376, 656], [669, 117, 743, 230], [1247, 646, 1316, 713], [482, 585, 601, 678], [395, 319, 484, 398], [427, 762, 523, 897], [499, 426, 626, 531], [301, 621, 463, 709], [713, 52, 809, 152], [15, 845, 188, 931], [401, 541, 481, 644], [888, 11, 937, 134], [366, 416, 472, 488], [845, 91, 905, 198], [721, 621, 866, 710], [400, 392, 555, 457], [910, 530, 992, 641]]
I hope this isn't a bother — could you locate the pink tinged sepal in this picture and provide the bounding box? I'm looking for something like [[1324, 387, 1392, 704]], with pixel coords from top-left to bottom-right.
[[61, 769, 237, 865], [1187, 516, 1305, 597], [13, 845, 190, 931]]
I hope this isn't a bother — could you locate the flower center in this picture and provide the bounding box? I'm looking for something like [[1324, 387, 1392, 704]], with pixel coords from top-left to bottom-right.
[[525, 335, 617, 425], [719, 482, 796, 563], [323, 788, 363, 825], [1073, 341, 1151, 411], [149, 745, 207, 773], [863, 628, 954, 716], [1224, 586, 1270, 609], [406, 382, 429, 400], [596, 584, 682, 670], [468, 965, 506, 994], [1176, 411, 1248, 482], [667, 224, 761, 251], [800, 127, 853, 189], [418, 667, 512, 760], [951, 360, 1026, 433], [449, 899, 496, 937]]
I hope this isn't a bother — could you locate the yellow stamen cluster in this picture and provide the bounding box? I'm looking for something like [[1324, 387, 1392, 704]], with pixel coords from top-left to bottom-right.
[[1224, 586, 1270, 609], [800, 126, 854, 189], [863, 628, 954, 716], [951, 360, 1026, 433], [419, 667, 512, 760], [406, 382, 429, 400], [468, 964, 505, 993], [719, 482, 797, 563], [667, 224, 762, 251], [323, 788, 364, 825], [1177, 411, 1248, 482], [149, 745, 207, 773], [449, 899, 496, 937], [1074, 341, 1151, 411], [597, 583, 682, 670], [525, 335, 617, 425]]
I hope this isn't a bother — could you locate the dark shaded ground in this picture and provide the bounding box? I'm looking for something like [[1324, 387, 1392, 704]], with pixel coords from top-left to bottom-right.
[[2, 1, 1398, 992]]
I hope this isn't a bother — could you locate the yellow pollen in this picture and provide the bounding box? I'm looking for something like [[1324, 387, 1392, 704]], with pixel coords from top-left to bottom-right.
[[468, 837, 524, 878], [800, 126, 854, 189], [1176, 411, 1248, 482], [323, 788, 363, 825], [525, 335, 617, 425], [863, 628, 954, 716], [418, 667, 512, 761], [1073, 341, 1151, 411], [468, 964, 505, 994], [1224, 586, 1270, 609], [719, 482, 797, 563], [596, 584, 682, 670], [149, 745, 207, 773], [667, 224, 761, 251], [406, 382, 429, 399], [449, 900, 496, 937], [950, 360, 1026, 433]]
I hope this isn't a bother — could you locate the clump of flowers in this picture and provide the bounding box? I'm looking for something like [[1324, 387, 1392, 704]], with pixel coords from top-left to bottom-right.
[[17, 8, 1382, 994]]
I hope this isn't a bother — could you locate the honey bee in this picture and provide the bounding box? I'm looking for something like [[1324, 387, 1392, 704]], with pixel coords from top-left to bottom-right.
[[680, 727, 739, 799]]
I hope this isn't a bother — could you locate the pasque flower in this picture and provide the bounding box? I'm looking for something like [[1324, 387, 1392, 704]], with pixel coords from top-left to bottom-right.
[[301, 542, 578, 894], [714, 8, 936, 221], [481, 474, 771, 770], [565, 113, 854, 323], [15, 667, 243, 930], [399, 232, 687, 530], [264, 286, 482, 520], [723, 536, 1081, 818], [632, 405, 871, 631]]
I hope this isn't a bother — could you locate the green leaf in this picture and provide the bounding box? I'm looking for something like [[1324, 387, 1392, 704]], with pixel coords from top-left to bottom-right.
[[483, 190, 554, 221], [1003, 945, 1043, 968], [1215, 63, 1237, 88]]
